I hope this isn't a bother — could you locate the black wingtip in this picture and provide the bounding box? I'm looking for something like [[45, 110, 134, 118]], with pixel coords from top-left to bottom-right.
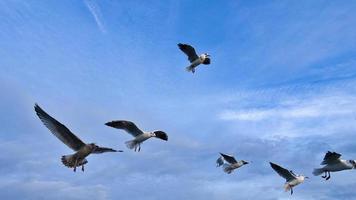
[[34, 103, 44, 116], [105, 121, 115, 127], [34, 103, 40, 110]]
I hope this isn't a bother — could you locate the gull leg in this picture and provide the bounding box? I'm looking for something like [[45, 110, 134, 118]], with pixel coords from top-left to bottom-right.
[[134, 145, 137, 152], [81, 164, 84, 172], [290, 186, 293, 195], [192, 68, 195, 73], [326, 171, 331, 180], [322, 171, 327, 178], [73, 159, 78, 172], [138, 143, 141, 152]]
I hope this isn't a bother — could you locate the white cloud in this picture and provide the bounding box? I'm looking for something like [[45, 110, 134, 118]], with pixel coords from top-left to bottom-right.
[[0, 179, 109, 200], [219, 94, 356, 121]]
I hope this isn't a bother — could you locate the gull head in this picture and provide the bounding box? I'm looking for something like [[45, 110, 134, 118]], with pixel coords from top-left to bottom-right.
[[350, 160, 356, 168], [242, 160, 249, 165], [88, 143, 98, 151]]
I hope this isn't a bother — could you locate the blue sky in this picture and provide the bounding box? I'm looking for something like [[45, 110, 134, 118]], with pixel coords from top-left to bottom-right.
[[1, 0, 356, 199]]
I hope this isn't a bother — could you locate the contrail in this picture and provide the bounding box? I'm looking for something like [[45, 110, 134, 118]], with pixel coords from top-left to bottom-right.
[[84, 0, 106, 33]]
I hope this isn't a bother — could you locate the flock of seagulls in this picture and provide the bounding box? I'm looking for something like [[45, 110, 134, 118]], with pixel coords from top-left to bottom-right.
[[33, 43, 355, 195]]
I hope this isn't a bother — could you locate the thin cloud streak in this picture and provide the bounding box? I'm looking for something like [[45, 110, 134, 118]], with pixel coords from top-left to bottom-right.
[[84, 0, 106, 33]]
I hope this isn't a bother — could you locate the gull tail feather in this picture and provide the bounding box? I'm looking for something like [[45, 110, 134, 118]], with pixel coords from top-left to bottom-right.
[[284, 184, 291, 192], [223, 164, 233, 174], [61, 155, 87, 168], [313, 168, 324, 176], [125, 140, 137, 150], [186, 65, 195, 73]]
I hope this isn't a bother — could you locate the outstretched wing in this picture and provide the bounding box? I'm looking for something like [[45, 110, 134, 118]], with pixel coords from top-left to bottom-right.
[[216, 156, 224, 167], [270, 162, 296, 182], [105, 120, 144, 137], [34, 104, 85, 151], [153, 131, 168, 141], [178, 43, 199, 63], [220, 153, 237, 164], [92, 146, 123, 154], [321, 151, 342, 165]]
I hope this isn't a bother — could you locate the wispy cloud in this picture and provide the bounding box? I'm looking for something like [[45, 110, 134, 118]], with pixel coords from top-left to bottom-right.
[[219, 95, 356, 121], [84, 0, 106, 33]]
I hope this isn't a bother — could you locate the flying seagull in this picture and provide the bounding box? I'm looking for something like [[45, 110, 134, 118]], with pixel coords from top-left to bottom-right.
[[34, 104, 122, 172], [178, 43, 210, 73], [105, 120, 168, 152], [313, 151, 356, 180], [270, 162, 308, 195], [216, 153, 249, 174]]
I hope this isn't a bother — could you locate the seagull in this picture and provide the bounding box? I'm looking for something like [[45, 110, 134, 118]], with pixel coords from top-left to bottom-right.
[[105, 120, 168, 152], [216, 153, 249, 174], [313, 151, 356, 180], [178, 43, 210, 73], [270, 162, 308, 195], [34, 104, 122, 172]]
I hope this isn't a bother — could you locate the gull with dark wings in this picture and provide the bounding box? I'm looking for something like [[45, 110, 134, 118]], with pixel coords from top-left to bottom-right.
[[178, 43, 210, 73], [105, 120, 168, 152], [270, 162, 308, 195], [216, 153, 249, 174], [313, 151, 356, 180], [34, 104, 122, 172]]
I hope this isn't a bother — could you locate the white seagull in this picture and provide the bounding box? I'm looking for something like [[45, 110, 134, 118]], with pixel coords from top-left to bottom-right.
[[178, 43, 210, 73], [313, 151, 356, 180], [105, 120, 168, 152], [34, 104, 122, 172], [270, 162, 308, 195], [216, 153, 249, 174]]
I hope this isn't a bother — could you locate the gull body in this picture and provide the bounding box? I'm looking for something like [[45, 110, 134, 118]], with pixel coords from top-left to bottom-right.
[[34, 104, 122, 172], [270, 162, 308, 195], [178, 43, 210, 73], [216, 153, 248, 174], [105, 120, 168, 152], [313, 151, 356, 180]]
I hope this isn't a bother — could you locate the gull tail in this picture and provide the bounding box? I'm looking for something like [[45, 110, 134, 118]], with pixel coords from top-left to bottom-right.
[[186, 65, 195, 73], [61, 155, 88, 168], [61, 155, 75, 168], [223, 164, 233, 174], [125, 140, 137, 150], [284, 183, 292, 192], [313, 168, 324, 176]]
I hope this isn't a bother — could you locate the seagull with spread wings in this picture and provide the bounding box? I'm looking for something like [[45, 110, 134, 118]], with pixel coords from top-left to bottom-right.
[[34, 104, 122, 172], [216, 153, 249, 174], [270, 162, 308, 195], [313, 151, 356, 180], [105, 120, 168, 152], [178, 43, 210, 73]]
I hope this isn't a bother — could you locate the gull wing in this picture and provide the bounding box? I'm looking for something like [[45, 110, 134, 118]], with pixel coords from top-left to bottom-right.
[[34, 104, 86, 151], [105, 120, 144, 137], [216, 156, 224, 167], [178, 43, 199, 63], [321, 151, 342, 165], [220, 153, 238, 164], [270, 162, 296, 182], [92, 146, 123, 154], [153, 131, 168, 141]]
